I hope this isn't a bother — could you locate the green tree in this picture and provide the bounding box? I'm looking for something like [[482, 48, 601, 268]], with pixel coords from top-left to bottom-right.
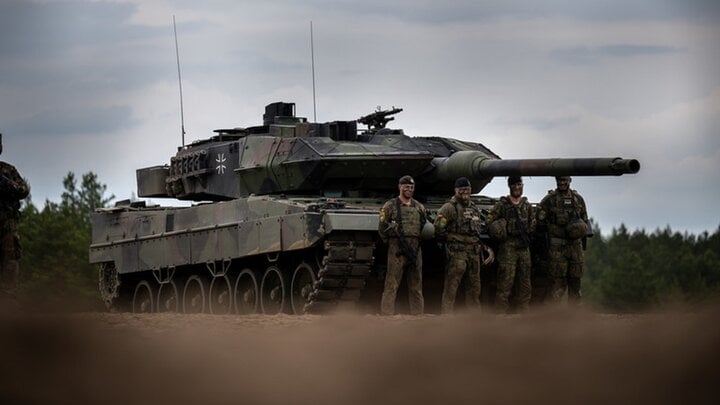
[[61, 172, 114, 224], [584, 222, 720, 311], [17, 172, 114, 310]]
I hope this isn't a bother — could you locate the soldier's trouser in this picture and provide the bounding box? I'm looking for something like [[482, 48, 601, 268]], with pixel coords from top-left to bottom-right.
[[381, 238, 424, 315], [441, 246, 481, 314], [0, 225, 20, 293], [548, 239, 584, 303], [495, 244, 531, 313]]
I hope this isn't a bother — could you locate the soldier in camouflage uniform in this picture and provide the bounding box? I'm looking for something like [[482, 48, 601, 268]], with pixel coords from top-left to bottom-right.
[[487, 176, 536, 313], [378, 175, 427, 315], [435, 177, 494, 314], [0, 133, 29, 298], [537, 176, 588, 303]]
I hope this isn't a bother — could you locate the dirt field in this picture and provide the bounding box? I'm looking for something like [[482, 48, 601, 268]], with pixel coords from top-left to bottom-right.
[[1, 306, 719, 405]]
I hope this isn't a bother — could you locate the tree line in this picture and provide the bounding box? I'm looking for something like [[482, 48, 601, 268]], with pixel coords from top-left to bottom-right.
[[584, 221, 720, 311], [17, 172, 113, 310], [15, 172, 720, 312]]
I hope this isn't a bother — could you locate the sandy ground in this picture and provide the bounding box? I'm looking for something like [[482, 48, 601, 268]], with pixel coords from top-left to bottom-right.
[[1, 306, 719, 405]]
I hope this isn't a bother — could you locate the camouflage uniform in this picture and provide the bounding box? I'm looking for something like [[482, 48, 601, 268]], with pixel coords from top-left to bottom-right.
[[537, 189, 588, 303], [378, 197, 427, 315], [0, 160, 29, 294], [435, 196, 485, 313], [487, 197, 536, 312]]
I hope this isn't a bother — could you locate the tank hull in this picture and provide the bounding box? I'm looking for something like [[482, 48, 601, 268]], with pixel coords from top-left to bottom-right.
[[91, 196, 389, 313]]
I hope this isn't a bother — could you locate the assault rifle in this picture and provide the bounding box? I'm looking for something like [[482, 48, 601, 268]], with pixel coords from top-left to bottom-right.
[[385, 220, 418, 270], [511, 206, 531, 248]]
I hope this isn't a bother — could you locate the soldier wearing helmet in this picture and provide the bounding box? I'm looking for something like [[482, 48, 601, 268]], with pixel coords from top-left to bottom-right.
[[434, 177, 494, 313], [0, 132, 29, 302], [378, 175, 427, 315], [487, 175, 536, 313], [537, 176, 589, 304]]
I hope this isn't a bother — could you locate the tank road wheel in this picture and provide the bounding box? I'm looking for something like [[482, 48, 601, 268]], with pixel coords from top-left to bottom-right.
[[209, 275, 233, 315], [132, 280, 156, 313], [291, 262, 317, 315], [157, 280, 180, 313], [234, 269, 259, 315], [182, 275, 208, 314], [260, 266, 287, 314]]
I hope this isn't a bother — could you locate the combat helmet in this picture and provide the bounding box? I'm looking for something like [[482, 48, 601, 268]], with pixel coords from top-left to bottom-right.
[[421, 221, 435, 240], [566, 219, 588, 239]]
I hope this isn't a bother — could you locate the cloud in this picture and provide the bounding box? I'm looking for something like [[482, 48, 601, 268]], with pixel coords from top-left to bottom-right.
[[1, 0, 719, 234], [297, 0, 720, 24], [550, 44, 684, 65], [0, 0, 160, 58], [494, 112, 582, 132], [5, 105, 137, 137], [0, 1, 178, 89]]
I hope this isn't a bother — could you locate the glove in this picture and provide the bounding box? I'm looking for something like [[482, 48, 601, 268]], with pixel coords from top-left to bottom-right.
[[482, 245, 495, 266]]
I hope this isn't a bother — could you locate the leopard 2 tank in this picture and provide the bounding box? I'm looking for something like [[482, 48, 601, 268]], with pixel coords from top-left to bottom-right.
[[90, 102, 640, 314]]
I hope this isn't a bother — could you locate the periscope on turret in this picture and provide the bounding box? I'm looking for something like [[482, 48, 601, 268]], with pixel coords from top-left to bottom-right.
[[91, 102, 639, 315]]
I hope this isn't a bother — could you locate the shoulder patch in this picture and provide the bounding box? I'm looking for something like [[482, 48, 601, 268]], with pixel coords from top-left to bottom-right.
[[435, 214, 447, 228]]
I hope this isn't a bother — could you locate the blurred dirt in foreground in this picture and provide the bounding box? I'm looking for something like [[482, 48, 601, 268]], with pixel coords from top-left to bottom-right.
[[1, 306, 719, 405]]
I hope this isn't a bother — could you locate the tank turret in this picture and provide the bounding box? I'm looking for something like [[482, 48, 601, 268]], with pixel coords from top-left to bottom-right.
[[137, 103, 639, 200]]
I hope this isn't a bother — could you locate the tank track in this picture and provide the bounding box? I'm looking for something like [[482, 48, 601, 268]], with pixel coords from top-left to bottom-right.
[[304, 233, 376, 314]]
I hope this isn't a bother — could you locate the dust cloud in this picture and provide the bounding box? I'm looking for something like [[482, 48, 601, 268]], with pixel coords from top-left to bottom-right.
[[1, 306, 718, 404]]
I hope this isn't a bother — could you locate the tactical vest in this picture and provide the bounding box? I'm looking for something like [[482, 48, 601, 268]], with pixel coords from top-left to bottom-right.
[[546, 190, 584, 238], [499, 197, 531, 234], [394, 198, 424, 238], [447, 200, 482, 243]]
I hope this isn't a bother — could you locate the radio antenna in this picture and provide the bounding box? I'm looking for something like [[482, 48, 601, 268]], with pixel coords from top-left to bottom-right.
[[173, 15, 186, 147], [310, 21, 317, 123]]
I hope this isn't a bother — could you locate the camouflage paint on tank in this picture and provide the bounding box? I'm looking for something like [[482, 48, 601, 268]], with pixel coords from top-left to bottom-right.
[[236, 135, 435, 197], [90, 196, 333, 274], [92, 102, 641, 314]]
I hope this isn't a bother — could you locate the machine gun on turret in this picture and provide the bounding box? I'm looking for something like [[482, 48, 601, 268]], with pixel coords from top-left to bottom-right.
[[358, 106, 403, 131]]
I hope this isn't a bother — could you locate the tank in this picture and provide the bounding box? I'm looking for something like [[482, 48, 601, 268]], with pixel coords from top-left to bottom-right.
[[90, 102, 639, 314]]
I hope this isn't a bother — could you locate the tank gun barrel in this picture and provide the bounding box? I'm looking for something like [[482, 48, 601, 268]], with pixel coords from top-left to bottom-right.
[[428, 151, 640, 192], [475, 157, 641, 177]]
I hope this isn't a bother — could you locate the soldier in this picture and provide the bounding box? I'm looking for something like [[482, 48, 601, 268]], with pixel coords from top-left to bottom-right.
[[487, 176, 535, 313], [0, 133, 29, 300], [435, 177, 494, 313], [378, 175, 427, 315], [537, 176, 589, 304]]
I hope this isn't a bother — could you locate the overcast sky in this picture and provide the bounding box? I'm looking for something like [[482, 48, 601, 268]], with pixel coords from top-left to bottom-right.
[[1, 0, 719, 235]]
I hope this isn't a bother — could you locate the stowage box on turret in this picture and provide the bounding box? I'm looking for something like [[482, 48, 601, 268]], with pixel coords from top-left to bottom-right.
[[90, 102, 639, 314]]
